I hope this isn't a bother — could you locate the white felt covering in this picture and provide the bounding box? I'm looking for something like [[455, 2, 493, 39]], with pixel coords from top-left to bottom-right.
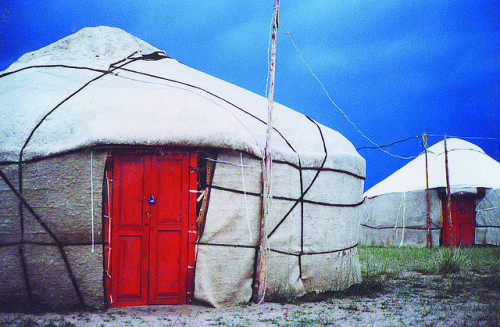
[[0, 26, 364, 179]]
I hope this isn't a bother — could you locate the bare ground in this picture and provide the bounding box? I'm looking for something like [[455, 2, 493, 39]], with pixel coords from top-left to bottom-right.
[[0, 271, 498, 326]]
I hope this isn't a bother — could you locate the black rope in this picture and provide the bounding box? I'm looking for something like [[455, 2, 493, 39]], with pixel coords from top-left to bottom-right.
[[360, 223, 441, 231], [195, 241, 359, 256], [108, 65, 301, 157], [356, 135, 420, 150], [10, 54, 140, 307], [475, 225, 500, 228], [268, 118, 329, 239], [194, 242, 257, 249], [19, 245, 33, 304], [270, 243, 359, 256], [0, 168, 84, 305], [0, 64, 109, 79], [3, 52, 367, 302], [0, 241, 105, 247], [18, 59, 137, 161], [209, 184, 364, 207]]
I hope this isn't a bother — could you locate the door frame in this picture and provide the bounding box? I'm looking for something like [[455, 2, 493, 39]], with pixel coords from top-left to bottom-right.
[[103, 148, 198, 307]]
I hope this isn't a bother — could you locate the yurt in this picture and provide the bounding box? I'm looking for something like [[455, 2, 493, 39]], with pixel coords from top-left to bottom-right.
[[0, 26, 366, 309], [361, 138, 500, 247]]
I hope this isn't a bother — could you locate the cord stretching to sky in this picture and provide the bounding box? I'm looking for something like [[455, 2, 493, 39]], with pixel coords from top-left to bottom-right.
[[284, 28, 417, 160]]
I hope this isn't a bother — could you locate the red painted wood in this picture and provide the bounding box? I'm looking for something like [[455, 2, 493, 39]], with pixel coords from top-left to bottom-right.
[[111, 155, 150, 307], [455, 198, 475, 245], [149, 154, 188, 304], [107, 150, 196, 307], [442, 196, 475, 247], [187, 154, 198, 303]]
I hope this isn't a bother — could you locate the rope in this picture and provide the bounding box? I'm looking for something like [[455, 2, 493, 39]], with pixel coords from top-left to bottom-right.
[[204, 157, 260, 168], [0, 168, 85, 305], [356, 135, 421, 150], [0, 64, 109, 79], [209, 184, 364, 207], [9, 53, 140, 307], [427, 134, 500, 141], [284, 29, 416, 160], [360, 224, 441, 230], [399, 192, 407, 247], [240, 153, 253, 242], [109, 65, 301, 158], [195, 241, 359, 256], [90, 150, 94, 253]]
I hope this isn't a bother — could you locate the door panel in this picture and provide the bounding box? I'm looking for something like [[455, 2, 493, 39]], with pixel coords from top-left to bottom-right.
[[118, 158, 147, 228], [116, 235, 144, 300], [457, 198, 474, 245], [442, 196, 475, 247], [150, 231, 181, 302], [111, 155, 150, 306], [149, 155, 188, 304], [157, 156, 184, 226]]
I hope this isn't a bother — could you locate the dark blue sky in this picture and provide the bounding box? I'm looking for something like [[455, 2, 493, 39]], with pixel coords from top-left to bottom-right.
[[1, 1, 498, 190]]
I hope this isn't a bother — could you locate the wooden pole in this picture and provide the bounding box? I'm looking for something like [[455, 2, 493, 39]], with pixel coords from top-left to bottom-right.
[[443, 134, 453, 246], [423, 133, 431, 247], [254, 0, 279, 304]]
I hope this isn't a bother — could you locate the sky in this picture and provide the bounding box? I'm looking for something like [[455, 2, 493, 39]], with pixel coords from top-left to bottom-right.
[[0, 0, 498, 190]]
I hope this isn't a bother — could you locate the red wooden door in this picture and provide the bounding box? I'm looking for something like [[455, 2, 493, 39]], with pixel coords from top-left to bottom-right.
[[107, 151, 196, 307], [442, 196, 475, 247]]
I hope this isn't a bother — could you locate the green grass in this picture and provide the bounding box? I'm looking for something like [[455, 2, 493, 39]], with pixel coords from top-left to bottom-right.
[[358, 246, 499, 275], [266, 246, 499, 304]]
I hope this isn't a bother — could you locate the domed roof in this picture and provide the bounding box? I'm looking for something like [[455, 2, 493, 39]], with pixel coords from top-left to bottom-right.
[[0, 26, 364, 177], [365, 138, 500, 197]]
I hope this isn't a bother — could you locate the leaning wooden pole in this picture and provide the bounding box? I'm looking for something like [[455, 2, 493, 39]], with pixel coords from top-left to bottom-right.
[[423, 133, 432, 247], [443, 134, 453, 247], [254, 0, 280, 304]]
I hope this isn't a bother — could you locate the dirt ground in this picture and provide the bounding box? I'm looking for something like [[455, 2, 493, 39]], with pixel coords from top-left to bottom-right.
[[0, 272, 498, 326]]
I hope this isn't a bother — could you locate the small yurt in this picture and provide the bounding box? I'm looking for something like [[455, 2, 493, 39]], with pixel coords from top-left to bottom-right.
[[0, 26, 366, 309], [361, 138, 500, 247]]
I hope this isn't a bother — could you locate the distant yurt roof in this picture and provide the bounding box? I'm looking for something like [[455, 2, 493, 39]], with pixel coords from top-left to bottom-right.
[[365, 138, 500, 198], [0, 26, 364, 177]]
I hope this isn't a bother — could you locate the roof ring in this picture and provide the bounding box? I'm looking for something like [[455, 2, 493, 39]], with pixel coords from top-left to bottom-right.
[[138, 51, 170, 61]]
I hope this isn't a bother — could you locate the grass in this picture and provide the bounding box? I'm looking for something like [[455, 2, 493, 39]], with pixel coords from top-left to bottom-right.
[[2, 246, 497, 326], [265, 246, 499, 305], [358, 246, 499, 275]]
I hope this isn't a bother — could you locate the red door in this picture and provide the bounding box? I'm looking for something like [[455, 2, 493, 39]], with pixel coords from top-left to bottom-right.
[[442, 196, 475, 247], [106, 150, 197, 307]]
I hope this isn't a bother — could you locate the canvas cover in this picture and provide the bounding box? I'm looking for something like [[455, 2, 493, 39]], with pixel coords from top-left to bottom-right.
[[195, 151, 363, 306], [0, 26, 366, 308], [361, 139, 500, 246], [0, 26, 364, 177]]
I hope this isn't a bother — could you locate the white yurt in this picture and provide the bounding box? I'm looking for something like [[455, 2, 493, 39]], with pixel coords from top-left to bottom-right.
[[361, 138, 500, 247], [0, 26, 366, 309]]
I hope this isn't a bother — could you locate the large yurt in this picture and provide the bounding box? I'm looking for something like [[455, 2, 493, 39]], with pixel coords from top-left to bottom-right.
[[361, 138, 500, 247], [0, 26, 366, 309]]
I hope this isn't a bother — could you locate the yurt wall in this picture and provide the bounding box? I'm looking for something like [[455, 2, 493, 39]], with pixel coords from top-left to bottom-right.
[[475, 188, 500, 246], [195, 150, 364, 307], [360, 189, 442, 247], [0, 150, 107, 309], [0, 147, 365, 309]]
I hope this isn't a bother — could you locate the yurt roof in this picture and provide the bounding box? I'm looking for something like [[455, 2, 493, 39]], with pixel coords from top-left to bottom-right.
[[0, 26, 364, 177], [365, 138, 500, 198]]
